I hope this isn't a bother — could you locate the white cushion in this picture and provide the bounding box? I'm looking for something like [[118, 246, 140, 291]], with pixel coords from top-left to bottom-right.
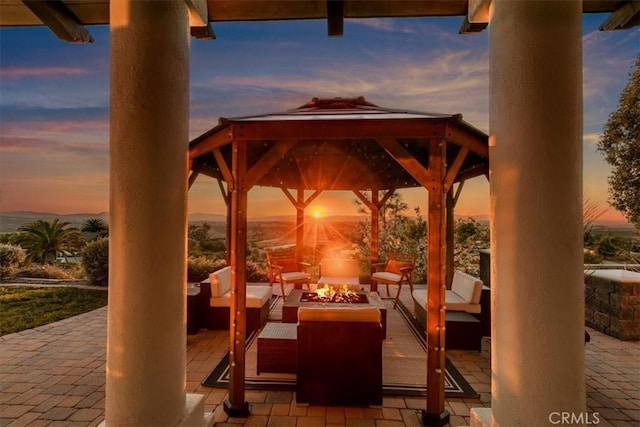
[[318, 276, 360, 286], [209, 266, 231, 297], [281, 271, 310, 282], [451, 271, 483, 305], [412, 286, 482, 314], [372, 271, 402, 283], [445, 290, 481, 314], [210, 285, 273, 308]]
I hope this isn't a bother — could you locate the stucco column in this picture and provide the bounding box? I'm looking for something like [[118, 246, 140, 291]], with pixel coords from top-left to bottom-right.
[[105, 1, 211, 425], [475, 1, 586, 425]]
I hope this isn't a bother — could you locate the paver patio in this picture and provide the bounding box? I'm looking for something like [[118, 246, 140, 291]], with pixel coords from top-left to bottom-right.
[[0, 285, 638, 426]]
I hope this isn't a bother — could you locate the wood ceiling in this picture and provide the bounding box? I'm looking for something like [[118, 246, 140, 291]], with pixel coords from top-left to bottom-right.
[[1, 0, 638, 43]]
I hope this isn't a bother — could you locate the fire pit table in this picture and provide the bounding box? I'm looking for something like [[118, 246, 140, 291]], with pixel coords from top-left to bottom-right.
[[283, 288, 387, 339]]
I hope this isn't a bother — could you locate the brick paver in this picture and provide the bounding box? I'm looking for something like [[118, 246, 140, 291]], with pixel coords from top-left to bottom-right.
[[0, 284, 639, 426]]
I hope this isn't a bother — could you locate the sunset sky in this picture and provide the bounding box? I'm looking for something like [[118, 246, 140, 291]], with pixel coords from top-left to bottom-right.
[[0, 15, 637, 223]]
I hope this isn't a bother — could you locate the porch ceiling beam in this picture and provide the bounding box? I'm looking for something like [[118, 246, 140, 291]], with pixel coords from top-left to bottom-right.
[[186, 0, 216, 39], [230, 120, 446, 140], [22, 0, 93, 43], [458, 0, 491, 34], [377, 138, 433, 188], [327, 0, 344, 36], [244, 139, 298, 189], [599, 1, 640, 31], [189, 129, 233, 160]]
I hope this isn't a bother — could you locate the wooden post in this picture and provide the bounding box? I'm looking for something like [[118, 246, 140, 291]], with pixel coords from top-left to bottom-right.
[[423, 139, 449, 426], [224, 139, 249, 417], [446, 189, 455, 289], [296, 188, 305, 263], [371, 189, 379, 264]]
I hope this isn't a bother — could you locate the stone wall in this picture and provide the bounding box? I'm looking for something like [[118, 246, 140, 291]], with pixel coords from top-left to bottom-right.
[[585, 269, 640, 341]]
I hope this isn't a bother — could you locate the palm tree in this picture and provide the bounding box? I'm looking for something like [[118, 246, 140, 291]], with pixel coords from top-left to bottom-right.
[[81, 218, 109, 239], [16, 219, 82, 264]]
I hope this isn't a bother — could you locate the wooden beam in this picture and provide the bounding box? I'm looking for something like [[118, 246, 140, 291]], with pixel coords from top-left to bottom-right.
[[453, 180, 465, 206], [189, 128, 233, 160], [191, 23, 216, 39], [458, 15, 488, 34], [187, 170, 200, 189], [216, 178, 229, 205], [423, 139, 449, 426], [224, 139, 249, 417], [599, 1, 640, 31], [23, 0, 93, 43], [296, 189, 305, 262], [304, 189, 323, 207], [281, 188, 303, 209], [445, 124, 489, 158], [456, 163, 489, 183], [186, 0, 208, 26], [379, 188, 397, 206], [327, 0, 344, 36], [377, 138, 433, 188], [232, 119, 446, 141], [444, 147, 469, 193], [244, 139, 297, 189], [213, 148, 233, 188], [352, 190, 374, 210], [371, 189, 379, 264]]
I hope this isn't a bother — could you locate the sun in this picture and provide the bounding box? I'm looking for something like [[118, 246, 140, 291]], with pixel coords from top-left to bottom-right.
[[311, 206, 325, 218]]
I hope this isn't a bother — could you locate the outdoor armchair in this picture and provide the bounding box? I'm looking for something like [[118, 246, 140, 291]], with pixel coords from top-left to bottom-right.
[[266, 245, 311, 299], [371, 252, 416, 308]]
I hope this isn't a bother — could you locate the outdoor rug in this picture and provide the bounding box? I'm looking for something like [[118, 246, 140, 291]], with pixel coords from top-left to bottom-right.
[[202, 295, 477, 398]]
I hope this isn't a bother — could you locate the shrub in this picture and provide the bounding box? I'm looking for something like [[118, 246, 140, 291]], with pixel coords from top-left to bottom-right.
[[187, 256, 268, 283], [0, 244, 26, 268], [187, 255, 217, 282], [13, 264, 73, 279], [82, 238, 109, 286]]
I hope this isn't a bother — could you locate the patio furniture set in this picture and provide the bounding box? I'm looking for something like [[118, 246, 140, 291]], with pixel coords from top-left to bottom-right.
[[191, 255, 487, 406]]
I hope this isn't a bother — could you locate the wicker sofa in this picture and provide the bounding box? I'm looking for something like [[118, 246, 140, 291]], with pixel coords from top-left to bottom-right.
[[199, 266, 272, 333]]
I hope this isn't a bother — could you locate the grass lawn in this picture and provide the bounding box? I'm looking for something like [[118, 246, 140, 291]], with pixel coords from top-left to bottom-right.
[[0, 286, 108, 336]]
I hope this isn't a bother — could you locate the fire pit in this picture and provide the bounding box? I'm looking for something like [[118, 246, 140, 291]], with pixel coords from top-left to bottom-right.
[[300, 284, 368, 304]]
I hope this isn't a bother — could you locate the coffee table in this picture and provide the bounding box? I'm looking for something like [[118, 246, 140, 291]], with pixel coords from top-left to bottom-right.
[[283, 289, 387, 339]]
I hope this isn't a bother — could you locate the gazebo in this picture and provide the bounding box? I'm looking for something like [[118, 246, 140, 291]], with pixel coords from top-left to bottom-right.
[[4, 1, 633, 425], [188, 96, 489, 423]]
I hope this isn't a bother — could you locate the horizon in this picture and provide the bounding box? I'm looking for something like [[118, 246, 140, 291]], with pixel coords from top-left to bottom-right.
[[0, 16, 637, 224], [0, 209, 633, 228]]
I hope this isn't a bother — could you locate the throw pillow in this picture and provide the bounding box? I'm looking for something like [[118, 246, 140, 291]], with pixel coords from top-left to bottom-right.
[[386, 259, 411, 275], [278, 258, 298, 273]]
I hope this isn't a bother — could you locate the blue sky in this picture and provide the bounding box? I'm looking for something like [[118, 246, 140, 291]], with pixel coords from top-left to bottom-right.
[[0, 15, 637, 222]]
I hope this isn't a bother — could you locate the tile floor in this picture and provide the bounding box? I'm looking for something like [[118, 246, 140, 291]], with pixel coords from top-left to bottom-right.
[[0, 285, 638, 426]]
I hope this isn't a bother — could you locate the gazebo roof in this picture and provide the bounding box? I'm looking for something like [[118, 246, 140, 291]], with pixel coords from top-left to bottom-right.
[[189, 97, 489, 191]]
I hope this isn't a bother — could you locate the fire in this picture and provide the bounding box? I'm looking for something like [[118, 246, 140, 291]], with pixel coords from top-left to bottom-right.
[[315, 284, 360, 303]]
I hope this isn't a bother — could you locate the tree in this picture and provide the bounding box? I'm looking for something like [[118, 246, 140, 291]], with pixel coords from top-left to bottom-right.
[[81, 218, 109, 238], [597, 55, 640, 229], [16, 219, 82, 264]]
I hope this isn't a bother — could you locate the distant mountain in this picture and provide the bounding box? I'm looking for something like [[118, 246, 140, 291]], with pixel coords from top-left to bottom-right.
[[0, 211, 108, 232]]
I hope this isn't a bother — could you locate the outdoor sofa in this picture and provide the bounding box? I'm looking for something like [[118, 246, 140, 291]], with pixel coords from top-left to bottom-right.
[[199, 266, 272, 333]]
